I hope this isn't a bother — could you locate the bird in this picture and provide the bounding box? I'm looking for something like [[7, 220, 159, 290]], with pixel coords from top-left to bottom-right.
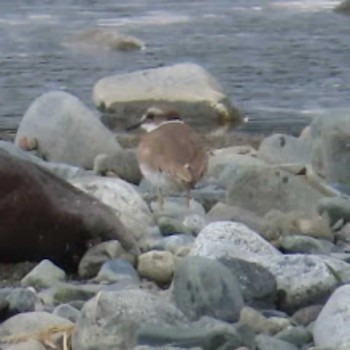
[[126, 106, 208, 209]]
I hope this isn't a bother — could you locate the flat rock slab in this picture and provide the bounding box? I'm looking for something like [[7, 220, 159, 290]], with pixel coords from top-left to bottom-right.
[[93, 63, 245, 130]]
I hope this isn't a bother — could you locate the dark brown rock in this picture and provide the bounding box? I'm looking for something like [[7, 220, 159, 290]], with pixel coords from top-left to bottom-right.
[[0, 150, 138, 271]]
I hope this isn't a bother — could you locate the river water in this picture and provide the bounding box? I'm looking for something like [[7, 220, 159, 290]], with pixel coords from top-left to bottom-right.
[[0, 0, 349, 135]]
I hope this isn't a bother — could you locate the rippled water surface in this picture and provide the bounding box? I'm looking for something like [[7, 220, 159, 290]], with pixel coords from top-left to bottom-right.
[[0, 0, 349, 134]]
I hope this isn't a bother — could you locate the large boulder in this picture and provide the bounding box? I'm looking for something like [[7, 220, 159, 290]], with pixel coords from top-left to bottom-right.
[[72, 289, 188, 350], [0, 150, 138, 270], [313, 285, 350, 349], [310, 110, 350, 185], [93, 63, 245, 130], [15, 91, 121, 169], [227, 166, 324, 217]]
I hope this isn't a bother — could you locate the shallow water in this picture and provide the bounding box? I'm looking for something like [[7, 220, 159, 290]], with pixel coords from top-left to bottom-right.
[[0, 0, 349, 135]]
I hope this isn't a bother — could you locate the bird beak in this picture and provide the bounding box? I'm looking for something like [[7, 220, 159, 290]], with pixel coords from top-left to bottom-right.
[[125, 121, 142, 131], [125, 114, 146, 131]]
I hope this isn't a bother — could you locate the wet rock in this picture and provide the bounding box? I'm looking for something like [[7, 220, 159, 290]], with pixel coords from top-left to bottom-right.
[[15, 91, 121, 169], [0, 150, 137, 270], [257, 133, 311, 165], [21, 260, 66, 289], [94, 149, 142, 184], [138, 251, 175, 285], [72, 289, 188, 350], [93, 63, 245, 131], [65, 27, 145, 51], [52, 303, 80, 322], [255, 334, 298, 350], [70, 176, 160, 247], [172, 256, 244, 322], [95, 259, 140, 285], [313, 285, 350, 349], [227, 166, 324, 217], [78, 240, 131, 279]]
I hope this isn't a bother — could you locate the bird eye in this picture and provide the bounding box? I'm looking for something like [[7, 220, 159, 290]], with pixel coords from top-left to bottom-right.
[[147, 113, 155, 120]]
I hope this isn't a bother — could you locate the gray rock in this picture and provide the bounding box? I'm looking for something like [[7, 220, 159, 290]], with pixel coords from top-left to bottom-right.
[[206, 202, 266, 233], [72, 289, 188, 350], [94, 149, 142, 184], [274, 326, 312, 348], [64, 27, 145, 52], [318, 196, 350, 227], [21, 259, 66, 289], [78, 240, 131, 279], [257, 133, 311, 165], [138, 251, 175, 285], [227, 166, 324, 217], [277, 235, 334, 255], [95, 259, 140, 284], [158, 234, 195, 254], [53, 303, 80, 322], [255, 334, 298, 350], [70, 176, 160, 247], [4, 288, 38, 316], [172, 256, 244, 322], [93, 63, 245, 131], [219, 258, 277, 308], [2, 339, 47, 350], [313, 285, 350, 349], [136, 322, 243, 350], [15, 91, 121, 169], [335, 0, 350, 15], [292, 305, 323, 327], [310, 110, 350, 185], [0, 311, 73, 337], [0, 140, 91, 180], [239, 306, 291, 336]]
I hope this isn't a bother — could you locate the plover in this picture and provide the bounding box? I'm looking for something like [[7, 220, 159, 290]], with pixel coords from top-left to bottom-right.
[[126, 106, 208, 209]]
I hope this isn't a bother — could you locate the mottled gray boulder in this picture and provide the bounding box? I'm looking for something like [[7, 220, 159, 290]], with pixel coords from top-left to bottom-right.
[[190, 222, 340, 311], [15, 91, 121, 169], [1, 288, 38, 317], [334, 0, 350, 15], [310, 110, 350, 185], [2, 339, 47, 350], [227, 166, 324, 216], [313, 285, 350, 349], [0, 150, 138, 271], [21, 259, 66, 289], [257, 133, 311, 165], [70, 176, 160, 247], [318, 196, 350, 227], [53, 303, 80, 323], [172, 256, 244, 322], [93, 63, 245, 131], [72, 289, 188, 350], [274, 326, 312, 348], [64, 27, 145, 52]]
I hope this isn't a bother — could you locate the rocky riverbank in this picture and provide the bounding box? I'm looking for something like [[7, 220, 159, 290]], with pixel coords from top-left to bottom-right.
[[1, 63, 350, 350]]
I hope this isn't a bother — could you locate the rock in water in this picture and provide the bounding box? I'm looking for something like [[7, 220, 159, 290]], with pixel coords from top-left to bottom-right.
[[93, 63, 245, 131], [15, 91, 121, 169], [0, 150, 138, 270]]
